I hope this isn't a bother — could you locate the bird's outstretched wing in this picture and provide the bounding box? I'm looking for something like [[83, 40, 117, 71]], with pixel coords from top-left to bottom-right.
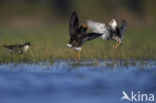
[[120, 20, 127, 40], [86, 19, 110, 40], [69, 11, 79, 37], [83, 33, 103, 42]]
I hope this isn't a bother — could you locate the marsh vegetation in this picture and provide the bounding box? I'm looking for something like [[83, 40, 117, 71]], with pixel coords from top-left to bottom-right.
[[0, 26, 155, 63]]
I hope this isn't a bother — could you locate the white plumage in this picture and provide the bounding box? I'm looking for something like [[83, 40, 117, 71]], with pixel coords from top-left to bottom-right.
[[66, 43, 82, 51], [86, 19, 111, 40], [23, 45, 30, 53], [86, 19, 127, 49]]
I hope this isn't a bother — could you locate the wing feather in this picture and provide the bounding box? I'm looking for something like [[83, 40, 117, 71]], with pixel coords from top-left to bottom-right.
[[120, 20, 127, 40], [86, 19, 110, 40], [83, 33, 103, 42], [69, 11, 79, 37]]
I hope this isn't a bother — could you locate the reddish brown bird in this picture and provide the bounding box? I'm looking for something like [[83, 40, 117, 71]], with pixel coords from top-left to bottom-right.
[[67, 11, 102, 61]]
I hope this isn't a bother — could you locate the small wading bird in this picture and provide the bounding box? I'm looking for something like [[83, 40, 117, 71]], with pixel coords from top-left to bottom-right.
[[86, 19, 127, 49], [67, 12, 103, 61], [3, 42, 30, 54]]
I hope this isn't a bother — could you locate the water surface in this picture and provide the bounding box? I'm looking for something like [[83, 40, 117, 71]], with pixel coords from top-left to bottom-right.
[[0, 60, 156, 103]]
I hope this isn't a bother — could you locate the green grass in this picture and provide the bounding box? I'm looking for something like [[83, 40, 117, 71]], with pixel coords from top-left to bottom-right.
[[0, 26, 156, 63]]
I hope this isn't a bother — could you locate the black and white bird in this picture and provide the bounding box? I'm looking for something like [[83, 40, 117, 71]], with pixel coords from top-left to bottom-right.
[[67, 12, 103, 61], [3, 42, 31, 54], [86, 19, 127, 48]]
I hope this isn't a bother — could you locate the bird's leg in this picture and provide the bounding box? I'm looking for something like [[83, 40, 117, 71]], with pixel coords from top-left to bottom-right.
[[114, 42, 120, 49], [77, 51, 80, 61], [112, 42, 118, 49], [73, 50, 77, 60], [114, 39, 121, 49]]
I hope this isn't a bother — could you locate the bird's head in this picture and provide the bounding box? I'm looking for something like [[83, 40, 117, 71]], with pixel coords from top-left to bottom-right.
[[109, 19, 117, 30], [25, 42, 31, 46]]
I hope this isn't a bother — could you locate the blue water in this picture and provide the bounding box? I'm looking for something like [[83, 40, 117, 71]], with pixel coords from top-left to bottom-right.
[[0, 60, 156, 103]]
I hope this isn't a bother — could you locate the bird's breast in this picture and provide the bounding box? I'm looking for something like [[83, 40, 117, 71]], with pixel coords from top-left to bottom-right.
[[23, 46, 30, 52]]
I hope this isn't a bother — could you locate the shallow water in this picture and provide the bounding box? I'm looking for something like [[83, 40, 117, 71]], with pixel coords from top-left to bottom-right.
[[0, 60, 156, 103]]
